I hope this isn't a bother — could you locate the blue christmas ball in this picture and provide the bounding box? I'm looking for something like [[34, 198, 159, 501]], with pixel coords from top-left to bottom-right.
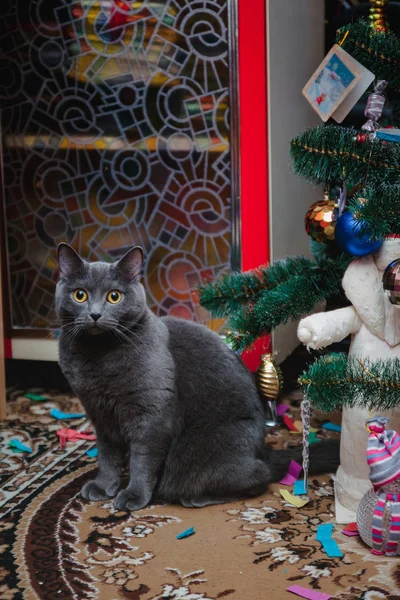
[[335, 211, 383, 256]]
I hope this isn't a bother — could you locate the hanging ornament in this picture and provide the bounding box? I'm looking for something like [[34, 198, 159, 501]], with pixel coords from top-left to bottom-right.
[[335, 182, 347, 219], [357, 417, 400, 556], [382, 258, 400, 306], [300, 391, 311, 491], [305, 193, 336, 244], [335, 210, 383, 256], [256, 353, 283, 427], [368, 0, 389, 33], [362, 80, 388, 132]]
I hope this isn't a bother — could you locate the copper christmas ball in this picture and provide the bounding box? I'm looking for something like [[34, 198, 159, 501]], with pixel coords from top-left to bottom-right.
[[305, 197, 336, 244], [383, 258, 400, 306]]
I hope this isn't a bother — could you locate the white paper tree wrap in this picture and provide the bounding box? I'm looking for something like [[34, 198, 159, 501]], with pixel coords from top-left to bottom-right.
[[297, 238, 400, 511]]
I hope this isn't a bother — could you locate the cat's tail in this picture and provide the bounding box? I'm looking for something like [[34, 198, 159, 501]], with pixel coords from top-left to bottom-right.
[[266, 439, 340, 483]]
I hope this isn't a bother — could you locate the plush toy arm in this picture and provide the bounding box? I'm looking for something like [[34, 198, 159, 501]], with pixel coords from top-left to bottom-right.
[[297, 306, 362, 350]]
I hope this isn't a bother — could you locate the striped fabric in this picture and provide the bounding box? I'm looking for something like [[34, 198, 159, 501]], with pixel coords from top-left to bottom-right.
[[371, 492, 400, 556], [371, 495, 385, 555], [367, 429, 400, 487]]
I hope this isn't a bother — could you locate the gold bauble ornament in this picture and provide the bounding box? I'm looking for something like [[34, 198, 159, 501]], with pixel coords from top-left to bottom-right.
[[256, 353, 284, 401], [305, 193, 337, 244]]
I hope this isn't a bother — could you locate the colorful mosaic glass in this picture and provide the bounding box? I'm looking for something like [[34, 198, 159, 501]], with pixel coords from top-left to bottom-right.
[[0, 0, 232, 330]]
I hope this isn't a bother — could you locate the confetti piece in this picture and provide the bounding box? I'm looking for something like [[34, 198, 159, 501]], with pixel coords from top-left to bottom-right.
[[287, 585, 331, 600], [50, 408, 85, 420], [24, 393, 48, 402], [309, 427, 318, 433], [280, 460, 302, 485], [321, 422, 341, 433], [293, 420, 303, 433], [344, 522, 358, 532], [341, 529, 359, 537], [176, 527, 195, 539], [309, 432, 321, 445], [277, 403, 290, 416], [280, 489, 309, 508], [283, 414, 299, 432], [316, 524, 333, 541], [322, 539, 343, 557], [8, 439, 32, 453], [56, 429, 96, 450], [294, 479, 308, 495], [86, 447, 98, 458], [316, 524, 343, 558]]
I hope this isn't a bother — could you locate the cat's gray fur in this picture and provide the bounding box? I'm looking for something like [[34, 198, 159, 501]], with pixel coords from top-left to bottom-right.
[[56, 243, 339, 511]]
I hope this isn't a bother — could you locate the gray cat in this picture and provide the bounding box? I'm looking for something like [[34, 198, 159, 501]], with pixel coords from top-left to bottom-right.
[[56, 243, 339, 511]]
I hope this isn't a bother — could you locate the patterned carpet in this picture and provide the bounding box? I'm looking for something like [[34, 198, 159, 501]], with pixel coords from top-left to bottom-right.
[[1, 388, 400, 600]]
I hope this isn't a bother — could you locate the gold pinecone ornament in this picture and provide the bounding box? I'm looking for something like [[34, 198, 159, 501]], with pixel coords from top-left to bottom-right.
[[369, 0, 389, 33], [256, 353, 284, 427]]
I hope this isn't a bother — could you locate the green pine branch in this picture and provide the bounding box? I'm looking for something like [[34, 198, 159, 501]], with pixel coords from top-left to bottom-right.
[[198, 256, 319, 317], [299, 353, 400, 412], [290, 125, 400, 187], [224, 254, 351, 351], [337, 20, 400, 92], [348, 185, 400, 240]]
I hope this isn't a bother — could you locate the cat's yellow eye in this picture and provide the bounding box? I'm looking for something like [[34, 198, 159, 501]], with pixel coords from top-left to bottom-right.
[[73, 289, 88, 303], [107, 290, 122, 304]]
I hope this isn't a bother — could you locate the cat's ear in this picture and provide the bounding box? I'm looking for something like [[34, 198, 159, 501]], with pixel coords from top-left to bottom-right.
[[117, 247, 144, 283], [57, 243, 84, 278]]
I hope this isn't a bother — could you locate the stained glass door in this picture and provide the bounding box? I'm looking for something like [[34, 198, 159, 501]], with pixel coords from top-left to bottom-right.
[[0, 0, 237, 340]]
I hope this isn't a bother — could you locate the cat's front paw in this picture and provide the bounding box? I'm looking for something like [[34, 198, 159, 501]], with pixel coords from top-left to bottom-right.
[[81, 480, 117, 502], [114, 488, 150, 511]]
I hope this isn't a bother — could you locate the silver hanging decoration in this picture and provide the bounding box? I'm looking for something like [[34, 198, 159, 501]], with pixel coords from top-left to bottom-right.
[[335, 182, 347, 219], [362, 80, 388, 132], [300, 388, 311, 491]]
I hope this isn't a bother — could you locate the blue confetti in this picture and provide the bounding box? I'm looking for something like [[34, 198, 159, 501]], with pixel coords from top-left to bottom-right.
[[316, 524, 333, 542], [8, 439, 32, 453], [176, 527, 195, 540], [86, 447, 98, 458], [322, 539, 343, 557], [321, 422, 341, 433], [50, 408, 85, 420], [316, 523, 343, 558], [293, 479, 308, 495]]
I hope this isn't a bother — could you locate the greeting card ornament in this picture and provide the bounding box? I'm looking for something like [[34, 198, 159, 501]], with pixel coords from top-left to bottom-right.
[[382, 258, 400, 306], [356, 416, 400, 556], [305, 196, 336, 244], [335, 210, 383, 256]]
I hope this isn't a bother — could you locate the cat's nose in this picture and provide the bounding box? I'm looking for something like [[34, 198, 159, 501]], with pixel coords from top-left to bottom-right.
[[90, 312, 102, 322]]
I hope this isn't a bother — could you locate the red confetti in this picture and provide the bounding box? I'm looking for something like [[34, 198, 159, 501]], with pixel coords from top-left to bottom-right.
[[343, 522, 358, 533], [283, 414, 300, 432], [57, 428, 96, 450]]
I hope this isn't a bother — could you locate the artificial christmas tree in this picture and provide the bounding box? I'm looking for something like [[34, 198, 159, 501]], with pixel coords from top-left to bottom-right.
[[200, 14, 400, 513]]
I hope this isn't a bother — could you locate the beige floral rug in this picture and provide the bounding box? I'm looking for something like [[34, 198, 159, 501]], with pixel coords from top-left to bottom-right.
[[1, 388, 400, 600]]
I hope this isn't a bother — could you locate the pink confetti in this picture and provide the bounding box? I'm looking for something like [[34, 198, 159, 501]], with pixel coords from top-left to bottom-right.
[[342, 530, 359, 537], [287, 585, 331, 600], [280, 460, 302, 485], [277, 403, 290, 416]]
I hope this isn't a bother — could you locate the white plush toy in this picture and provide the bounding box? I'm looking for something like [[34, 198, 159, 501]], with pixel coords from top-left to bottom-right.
[[298, 237, 400, 512]]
